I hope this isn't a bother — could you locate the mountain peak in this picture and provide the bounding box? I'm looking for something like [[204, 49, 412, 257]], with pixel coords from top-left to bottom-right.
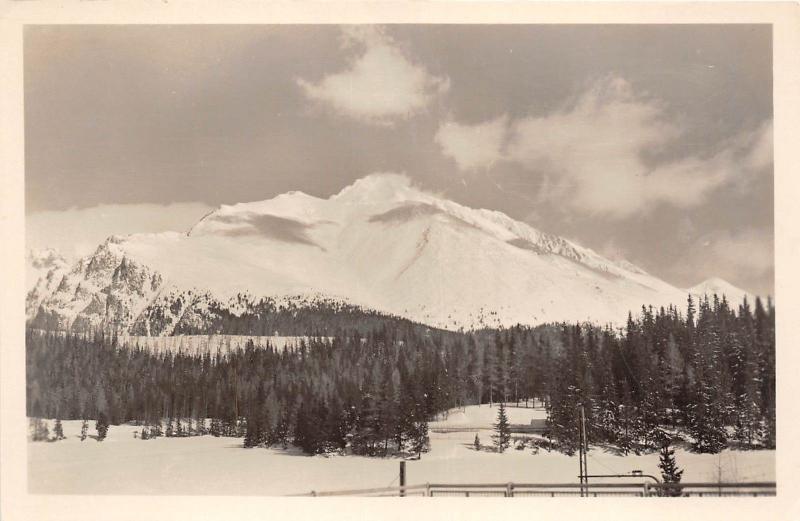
[[332, 173, 428, 204]]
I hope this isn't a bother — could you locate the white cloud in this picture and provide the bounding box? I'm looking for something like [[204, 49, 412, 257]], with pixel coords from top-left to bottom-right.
[[436, 75, 773, 218], [741, 119, 773, 172], [26, 202, 214, 259], [435, 115, 508, 171], [297, 26, 449, 126]]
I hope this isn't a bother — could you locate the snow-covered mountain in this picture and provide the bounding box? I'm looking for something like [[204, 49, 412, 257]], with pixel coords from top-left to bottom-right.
[[26, 174, 753, 333], [689, 277, 754, 307], [26, 248, 69, 318]]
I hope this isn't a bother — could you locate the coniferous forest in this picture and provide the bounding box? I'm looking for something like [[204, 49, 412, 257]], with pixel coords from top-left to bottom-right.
[[26, 294, 775, 456]]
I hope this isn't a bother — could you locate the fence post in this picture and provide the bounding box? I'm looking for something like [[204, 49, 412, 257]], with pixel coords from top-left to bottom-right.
[[399, 461, 406, 497], [644, 482, 650, 497], [506, 483, 514, 497], [425, 483, 431, 497]]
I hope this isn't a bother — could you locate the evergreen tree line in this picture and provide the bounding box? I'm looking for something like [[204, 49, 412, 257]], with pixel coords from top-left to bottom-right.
[[129, 294, 432, 337], [26, 294, 774, 456], [545, 295, 775, 455], [26, 325, 445, 456]]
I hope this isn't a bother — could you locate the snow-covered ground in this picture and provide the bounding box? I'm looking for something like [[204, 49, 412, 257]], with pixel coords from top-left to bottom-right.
[[116, 334, 331, 355], [430, 402, 548, 428], [28, 406, 775, 496]]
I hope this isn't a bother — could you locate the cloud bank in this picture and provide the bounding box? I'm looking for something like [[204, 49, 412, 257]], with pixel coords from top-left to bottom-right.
[[437, 76, 772, 218]]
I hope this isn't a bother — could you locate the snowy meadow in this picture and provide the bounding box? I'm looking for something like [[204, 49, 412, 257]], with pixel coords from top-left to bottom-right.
[[28, 406, 774, 496]]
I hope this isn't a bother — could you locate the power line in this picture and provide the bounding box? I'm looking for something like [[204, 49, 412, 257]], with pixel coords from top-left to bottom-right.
[[385, 474, 399, 488], [587, 452, 624, 475]]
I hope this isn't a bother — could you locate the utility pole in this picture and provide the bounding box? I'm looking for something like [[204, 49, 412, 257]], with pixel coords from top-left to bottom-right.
[[399, 461, 406, 497], [578, 404, 589, 497], [578, 406, 584, 496]]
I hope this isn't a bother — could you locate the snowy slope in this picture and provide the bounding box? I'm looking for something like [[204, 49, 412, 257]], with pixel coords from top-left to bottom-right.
[[27, 174, 753, 333]]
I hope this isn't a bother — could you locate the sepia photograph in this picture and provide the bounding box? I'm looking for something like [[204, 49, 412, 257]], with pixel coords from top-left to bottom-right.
[[4, 6, 797, 517]]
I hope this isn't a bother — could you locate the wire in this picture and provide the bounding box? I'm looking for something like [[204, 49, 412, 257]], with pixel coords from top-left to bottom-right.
[[587, 452, 625, 476]]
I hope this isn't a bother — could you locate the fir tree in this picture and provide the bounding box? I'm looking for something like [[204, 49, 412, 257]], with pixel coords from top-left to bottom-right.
[[293, 400, 316, 454], [210, 418, 221, 437], [493, 402, 511, 453], [658, 441, 684, 497], [80, 419, 88, 441], [243, 418, 261, 448], [53, 418, 65, 440], [95, 412, 109, 441], [409, 420, 429, 459], [547, 382, 581, 455], [473, 433, 481, 451]]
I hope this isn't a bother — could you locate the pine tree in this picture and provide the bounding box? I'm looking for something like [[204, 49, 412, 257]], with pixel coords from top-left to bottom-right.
[[80, 419, 88, 441], [210, 418, 221, 437], [95, 412, 109, 441], [322, 401, 348, 453], [548, 382, 581, 455], [409, 420, 429, 459], [473, 433, 481, 451], [658, 441, 684, 497], [243, 416, 262, 448], [687, 298, 729, 454], [53, 418, 65, 440], [293, 400, 315, 454], [275, 411, 290, 449], [754, 297, 776, 449], [493, 402, 511, 453]]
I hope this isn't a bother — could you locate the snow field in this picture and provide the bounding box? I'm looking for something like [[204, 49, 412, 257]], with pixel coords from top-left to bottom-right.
[[28, 406, 775, 496]]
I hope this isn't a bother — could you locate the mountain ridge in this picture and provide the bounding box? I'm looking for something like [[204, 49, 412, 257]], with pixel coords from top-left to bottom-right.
[[26, 174, 755, 334]]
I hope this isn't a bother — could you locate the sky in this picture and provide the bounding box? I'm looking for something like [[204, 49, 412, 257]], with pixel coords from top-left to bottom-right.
[[24, 25, 773, 296]]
